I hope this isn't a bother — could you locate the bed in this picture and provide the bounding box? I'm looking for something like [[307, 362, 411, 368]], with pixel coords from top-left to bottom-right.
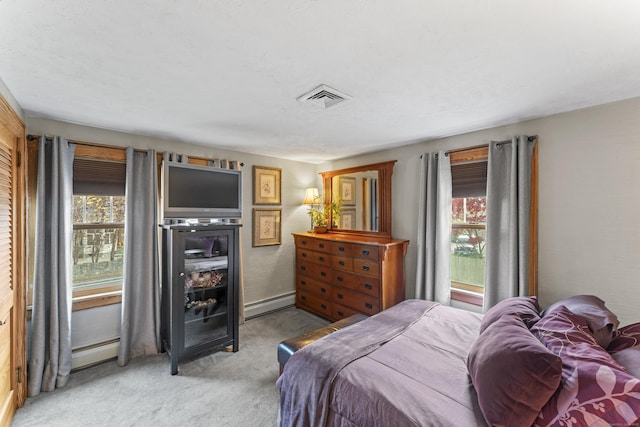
[[277, 296, 640, 427]]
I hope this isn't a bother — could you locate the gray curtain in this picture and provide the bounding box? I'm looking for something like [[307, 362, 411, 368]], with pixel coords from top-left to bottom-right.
[[118, 147, 160, 366], [28, 136, 75, 397], [415, 151, 452, 304], [483, 135, 537, 310]]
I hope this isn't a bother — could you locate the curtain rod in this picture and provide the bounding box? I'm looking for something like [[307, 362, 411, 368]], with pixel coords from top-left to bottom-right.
[[27, 134, 147, 153], [27, 134, 244, 166], [495, 135, 538, 146], [419, 135, 538, 158]]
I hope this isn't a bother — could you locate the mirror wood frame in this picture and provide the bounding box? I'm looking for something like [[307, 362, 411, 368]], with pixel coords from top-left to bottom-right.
[[320, 160, 396, 238]]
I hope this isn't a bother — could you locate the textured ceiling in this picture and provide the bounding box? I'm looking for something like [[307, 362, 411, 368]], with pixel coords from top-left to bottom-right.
[[1, 1, 639, 163]]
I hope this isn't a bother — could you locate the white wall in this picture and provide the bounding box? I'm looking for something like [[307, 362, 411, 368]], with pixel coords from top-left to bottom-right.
[[323, 96, 640, 326]]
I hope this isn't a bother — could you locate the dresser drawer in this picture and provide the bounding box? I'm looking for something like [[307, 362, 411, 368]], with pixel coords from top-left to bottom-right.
[[296, 236, 331, 253], [293, 231, 408, 322], [353, 259, 379, 277], [330, 242, 353, 257], [297, 260, 333, 283], [331, 256, 353, 272], [332, 288, 379, 315], [297, 290, 332, 317], [296, 275, 332, 297], [353, 244, 379, 260], [332, 270, 380, 298], [332, 303, 361, 320], [297, 248, 331, 266]]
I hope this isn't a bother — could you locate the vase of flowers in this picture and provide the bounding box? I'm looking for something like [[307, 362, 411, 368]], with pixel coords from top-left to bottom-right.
[[308, 199, 341, 233]]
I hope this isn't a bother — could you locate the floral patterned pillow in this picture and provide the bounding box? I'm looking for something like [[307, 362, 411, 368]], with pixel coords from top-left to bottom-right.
[[531, 305, 640, 427], [608, 322, 640, 354]]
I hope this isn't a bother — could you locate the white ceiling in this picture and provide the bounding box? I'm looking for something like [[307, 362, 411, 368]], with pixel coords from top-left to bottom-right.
[[1, 1, 639, 163]]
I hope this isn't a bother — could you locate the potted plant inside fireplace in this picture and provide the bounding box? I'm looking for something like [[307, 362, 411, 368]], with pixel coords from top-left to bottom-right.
[[308, 199, 341, 233]]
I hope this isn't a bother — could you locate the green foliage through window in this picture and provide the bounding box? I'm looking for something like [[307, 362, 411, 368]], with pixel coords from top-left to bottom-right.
[[451, 197, 486, 290], [73, 195, 125, 292]]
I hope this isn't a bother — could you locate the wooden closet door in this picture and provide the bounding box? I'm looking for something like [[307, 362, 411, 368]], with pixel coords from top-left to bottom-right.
[[0, 100, 25, 426]]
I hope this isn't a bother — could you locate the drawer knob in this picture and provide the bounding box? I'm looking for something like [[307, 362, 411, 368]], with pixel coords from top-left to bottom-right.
[[337, 276, 344, 282], [301, 295, 307, 301], [319, 243, 325, 248], [319, 256, 325, 261], [301, 266, 306, 271], [365, 302, 373, 309], [337, 293, 344, 299], [302, 240, 307, 245], [302, 253, 307, 257], [362, 250, 370, 255], [321, 287, 326, 293], [321, 271, 327, 277], [321, 304, 327, 309], [338, 246, 345, 252], [301, 280, 306, 285], [338, 311, 344, 317], [338, 261, 345, 266], [364, 283, 372, 290], [362, 265, 370, 271]]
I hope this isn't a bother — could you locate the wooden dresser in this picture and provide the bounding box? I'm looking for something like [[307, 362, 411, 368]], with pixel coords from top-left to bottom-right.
[[293, 232, 409, 321]]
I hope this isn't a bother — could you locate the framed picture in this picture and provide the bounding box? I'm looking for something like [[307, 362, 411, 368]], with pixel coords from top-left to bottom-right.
[[339, 176, 356, 206], [253, 166, 281, 205], [340, 208, 356, 230], [252, 208, 282, 247]]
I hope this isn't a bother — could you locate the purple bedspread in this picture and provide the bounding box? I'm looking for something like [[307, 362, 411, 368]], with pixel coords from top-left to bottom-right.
[[277, 299, 486, 427]]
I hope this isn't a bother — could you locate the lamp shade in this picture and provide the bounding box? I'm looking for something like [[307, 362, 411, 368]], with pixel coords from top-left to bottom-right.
[[302, 187, 321, 205]]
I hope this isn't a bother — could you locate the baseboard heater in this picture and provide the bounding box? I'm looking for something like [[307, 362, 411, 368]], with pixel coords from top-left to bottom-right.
[[244, 292, 295, 320], [70, 293, 296, 370], [71, 339, 120, 370]]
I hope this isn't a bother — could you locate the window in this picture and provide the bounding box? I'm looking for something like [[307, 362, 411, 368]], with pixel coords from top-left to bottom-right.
[[451, 197, 486, 293], [72, 195, 125, 293], [450, 147, 488, 306], [71, 155, 126, 309]]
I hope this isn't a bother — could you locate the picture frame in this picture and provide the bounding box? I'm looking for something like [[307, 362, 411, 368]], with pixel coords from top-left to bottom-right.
[[339, 176, 356, 206], [340, 208, 356, 230], [252, 208, 282, 247], [253, 166, 281, 205]]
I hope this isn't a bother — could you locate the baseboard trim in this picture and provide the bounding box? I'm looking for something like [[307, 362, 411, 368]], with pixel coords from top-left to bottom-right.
[[72, 340, 120, 370], [69, 293, 297, 368], [244, 292, 295, 319]]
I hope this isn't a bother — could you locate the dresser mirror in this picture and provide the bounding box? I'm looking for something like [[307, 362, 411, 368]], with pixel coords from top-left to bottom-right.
[[320, 160, 396, 238]]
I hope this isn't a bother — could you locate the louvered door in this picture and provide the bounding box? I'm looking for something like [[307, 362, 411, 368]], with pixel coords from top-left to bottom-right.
[[0, 124, 16, 426], [0, 101, 24, 426]]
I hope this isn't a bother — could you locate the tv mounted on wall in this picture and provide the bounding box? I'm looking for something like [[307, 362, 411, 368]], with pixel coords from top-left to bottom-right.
[[161, 161, 242, 221]]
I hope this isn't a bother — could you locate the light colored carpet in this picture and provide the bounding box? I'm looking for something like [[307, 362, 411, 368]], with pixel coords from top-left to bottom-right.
[[13, 307, 328, 427]]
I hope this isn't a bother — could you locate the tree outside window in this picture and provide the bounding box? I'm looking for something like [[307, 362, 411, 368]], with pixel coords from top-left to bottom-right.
[[451, 197, 486, 291], [72, 195, 125, 292]]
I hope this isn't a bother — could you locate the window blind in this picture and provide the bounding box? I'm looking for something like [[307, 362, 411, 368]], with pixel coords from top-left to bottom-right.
[[451, 160, 487, 198], [73, 157, 126, 196]]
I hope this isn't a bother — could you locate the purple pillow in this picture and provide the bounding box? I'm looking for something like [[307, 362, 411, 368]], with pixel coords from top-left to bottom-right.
[[542, 295, 619, 348], [532, 305, 640, 427], [612, 346, 640, 379], [480, 296, 541, 333], [467, 313, 562, 426], [608, 322, 640, 354]]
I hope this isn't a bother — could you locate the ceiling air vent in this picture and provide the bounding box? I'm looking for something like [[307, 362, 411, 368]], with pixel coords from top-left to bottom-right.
[[297, 84, 352, 108]]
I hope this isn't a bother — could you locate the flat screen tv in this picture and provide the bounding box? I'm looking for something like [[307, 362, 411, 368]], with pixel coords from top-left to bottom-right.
[[161, 161, 242, 220]]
